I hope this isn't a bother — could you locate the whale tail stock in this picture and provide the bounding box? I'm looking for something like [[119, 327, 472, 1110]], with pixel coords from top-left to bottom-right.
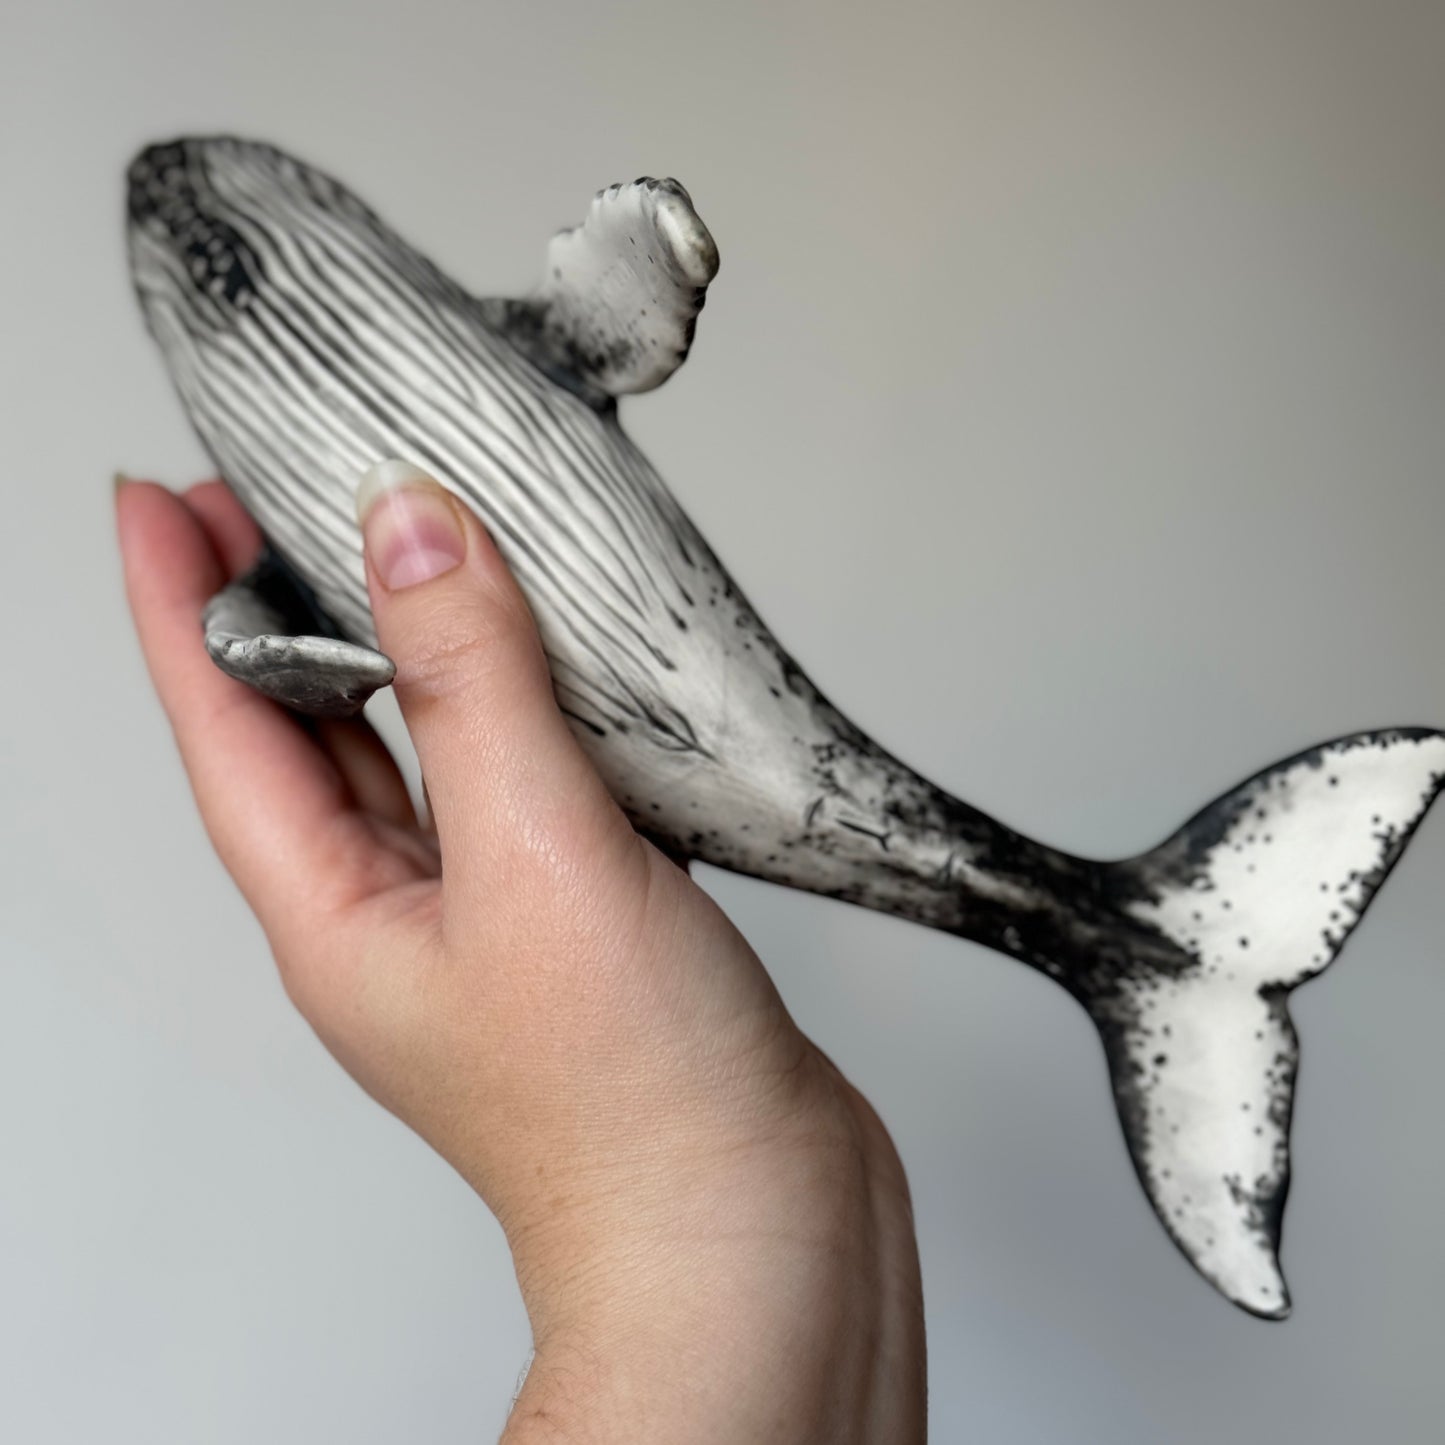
[[1067, 728, 1445, 1317]]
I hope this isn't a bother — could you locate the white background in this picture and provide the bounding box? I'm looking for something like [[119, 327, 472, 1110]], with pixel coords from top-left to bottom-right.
[[4, 1, 1444, 1439]]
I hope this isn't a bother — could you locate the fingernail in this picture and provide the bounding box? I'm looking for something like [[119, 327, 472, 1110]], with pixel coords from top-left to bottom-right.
[[357, 459, 466, 590], [113, 470, 133, 496]]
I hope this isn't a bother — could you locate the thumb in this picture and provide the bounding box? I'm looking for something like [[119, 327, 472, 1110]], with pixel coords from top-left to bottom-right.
[[357, 459, 625, 894]]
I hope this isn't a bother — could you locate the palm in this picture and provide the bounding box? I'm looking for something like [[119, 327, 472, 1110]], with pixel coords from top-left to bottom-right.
[[119, 477, 925, 1444]]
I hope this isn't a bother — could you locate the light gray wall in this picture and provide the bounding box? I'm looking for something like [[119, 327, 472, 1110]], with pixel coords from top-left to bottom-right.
[[4, 1, 1444, 1439]]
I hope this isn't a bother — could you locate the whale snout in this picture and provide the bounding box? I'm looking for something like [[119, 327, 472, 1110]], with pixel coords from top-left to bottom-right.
[[127, 137, 267, 310], [127, 138, 194, 225], [127, 135, 271, 220]]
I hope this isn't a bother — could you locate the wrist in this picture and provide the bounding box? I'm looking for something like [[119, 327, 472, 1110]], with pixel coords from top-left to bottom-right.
[[497, 1139, 925, 1444]]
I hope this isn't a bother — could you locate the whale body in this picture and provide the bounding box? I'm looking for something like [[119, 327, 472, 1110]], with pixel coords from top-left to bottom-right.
[[127, 136, 1444, 1319]]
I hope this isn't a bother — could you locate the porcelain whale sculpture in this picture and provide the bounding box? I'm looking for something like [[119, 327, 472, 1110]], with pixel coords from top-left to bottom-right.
[[127, 135, 1444, 1320]]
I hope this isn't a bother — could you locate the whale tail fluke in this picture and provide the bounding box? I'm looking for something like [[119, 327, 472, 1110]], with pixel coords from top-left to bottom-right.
[[1085, 728, 1445, 1317]]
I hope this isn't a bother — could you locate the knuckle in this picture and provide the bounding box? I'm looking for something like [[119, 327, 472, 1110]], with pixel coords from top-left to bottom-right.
[[392, 591, 537, 707]]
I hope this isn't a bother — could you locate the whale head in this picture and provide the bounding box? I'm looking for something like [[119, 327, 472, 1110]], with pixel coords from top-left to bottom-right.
[[126, 136, 437, 348], [128, 138, 263, 314], [129, 138, 309, 328]]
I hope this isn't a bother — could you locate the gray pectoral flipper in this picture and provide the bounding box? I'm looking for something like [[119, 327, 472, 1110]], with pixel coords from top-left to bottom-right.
[[203, 547, 395, 718], [1091, 728, 1445, 1316], [481, 177, 720, 399]]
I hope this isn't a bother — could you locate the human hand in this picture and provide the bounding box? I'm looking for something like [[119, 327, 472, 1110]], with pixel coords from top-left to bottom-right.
[[116, 464, 925, 1443]]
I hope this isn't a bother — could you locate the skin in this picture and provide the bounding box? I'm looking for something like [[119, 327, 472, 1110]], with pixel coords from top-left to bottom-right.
[[115, 472, 926, 1444]]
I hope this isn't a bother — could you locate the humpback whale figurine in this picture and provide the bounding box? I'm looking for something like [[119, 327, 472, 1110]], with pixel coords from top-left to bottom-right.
[[127, 135, 1443, 1320]]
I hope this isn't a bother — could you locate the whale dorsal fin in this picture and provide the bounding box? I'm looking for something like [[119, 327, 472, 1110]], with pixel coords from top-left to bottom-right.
[[480, 178, 719, 402]]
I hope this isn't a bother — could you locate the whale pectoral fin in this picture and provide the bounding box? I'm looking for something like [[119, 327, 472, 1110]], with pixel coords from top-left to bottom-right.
[[481, 177, 719, 400], [202, 548, 395, 718]]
